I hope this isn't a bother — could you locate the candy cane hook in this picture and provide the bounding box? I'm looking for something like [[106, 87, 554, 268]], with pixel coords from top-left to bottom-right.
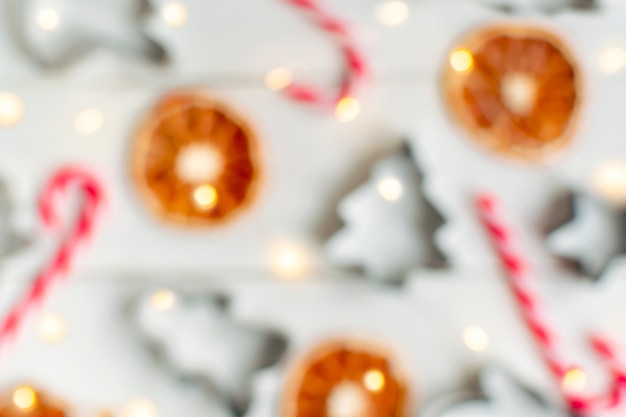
[[282, 0, 368, 107], [476, 193, 626, 413], [0, 167, 104, 353]]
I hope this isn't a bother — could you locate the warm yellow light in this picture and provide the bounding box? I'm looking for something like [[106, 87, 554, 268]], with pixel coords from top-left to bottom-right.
[[161, 2, 187, 27], [176, 144, 223, 184], [363, 370, 385, 392], [375, 1, 409, 27], [150, 289, 177, 312], [326, 383, 368, 417], [122, 399, 158, 417], [192, 184, 218, 210], [74, 108, 103, 136], [599, 47, 626, 74], [562, 368, 587, 393], [265, 67, 293, 91], [463, 326, 489, 352], [377, 177, 403, 202], [450, 49, 474, 74], [0, 93, 24, 127], [270, 242, 310, 279], [500, 73, 537, 115], [335, 97, 360, 122], [593, 161, 626, 204], [13, 387, 37, 411], [39, 313, 67, 344], [36, 8, 60, 31]]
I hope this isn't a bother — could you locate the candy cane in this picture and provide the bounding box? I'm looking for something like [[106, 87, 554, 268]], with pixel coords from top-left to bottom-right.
[[282, 0, 368, 106], [476, 194, 626, 413], [0, 167, 104, 352]]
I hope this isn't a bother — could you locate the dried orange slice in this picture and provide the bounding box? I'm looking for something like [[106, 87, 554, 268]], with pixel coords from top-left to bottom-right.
[[0, 386, 66, 417], [443, 24, 582, 162], [282, 339, 408, 417], [131, 91, 261, 226]]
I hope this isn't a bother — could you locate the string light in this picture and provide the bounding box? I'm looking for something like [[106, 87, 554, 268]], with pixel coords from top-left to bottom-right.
[[150, 289, 177, 312], [122, 399, 158, 417], [375, 1, 409, 27], [38, 313, 67, 344], [161, 2, 187, 27], [592, 161, 626, 203], [562, 368, 587, 393], [599, 47, 626, 74], [335, 97, 360, 122], [0, 93, 24, 127], [363, 370, 385, 392], [450, 48, 474, 74], [270, 242, 310, 279], [377, 177, 403, 202], [12, 387, 37, 412], [74, 108, 103, 136], [463, 326, 489, 352], [192, 184, 218, 210], [265, 67, 293, 91], [36, 8, 60, 31]]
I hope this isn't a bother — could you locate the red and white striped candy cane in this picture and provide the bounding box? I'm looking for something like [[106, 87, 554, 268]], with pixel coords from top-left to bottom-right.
[[0, 167, 104, 353], [282, 0, 368, 106], [476, 193, 626, 413]]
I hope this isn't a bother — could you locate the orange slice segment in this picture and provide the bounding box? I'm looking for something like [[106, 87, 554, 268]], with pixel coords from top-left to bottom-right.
[[443, 25, 582, 162], [283, 340, 408, 417], [131, 91, 261, 226]]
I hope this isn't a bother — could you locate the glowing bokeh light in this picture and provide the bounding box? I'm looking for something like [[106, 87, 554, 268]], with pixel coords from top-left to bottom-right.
[[75, 108, 103, 135], [150, 289, 177, 312], [161, 2, 187, 27], [265, 67, 293, 91], [363, 370, 386, 392], [375, 1, 409, 27], [13, 387, 37, 411], [463, 326, 489, 352], [39, 313, 67, 344], [36, 8, 60, 31], [0, 93, 24, 127], [450, 49, 474, 74], [335, 97, 360, 122], [192, 184, 218, 210]]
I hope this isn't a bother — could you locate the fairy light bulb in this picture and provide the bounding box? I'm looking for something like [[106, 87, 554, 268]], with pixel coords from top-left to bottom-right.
[[363, 370, 385, 392], [593, 161, 626, 203], [599, 47, 626, 74], [193, 184, 218, 210], [36, 8, 60, 31], [270, 242, 310, 279], [150, 289, 177, 312], [375, 1, 409, 27], [13, 387, 37, 412], [75, 109, 103, 135], [0, 93, 24, 127], [463, 326, 489, 352], [377, 177, 403, 202], [450, 48, 474, 74], [161, 2, 187, 27], [39, 313, 67, 344], [122, 399, 158, 417], [562, 368, 587, 393], [335, 97, 360, 122], [265, 67, 293, 91]]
